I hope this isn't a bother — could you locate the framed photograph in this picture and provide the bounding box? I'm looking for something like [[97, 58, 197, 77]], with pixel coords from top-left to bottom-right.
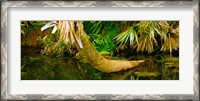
[[1, 0, 199, 100]]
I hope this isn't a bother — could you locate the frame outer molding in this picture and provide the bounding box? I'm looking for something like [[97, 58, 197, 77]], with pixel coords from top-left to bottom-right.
[[1, 1, 199, 100]]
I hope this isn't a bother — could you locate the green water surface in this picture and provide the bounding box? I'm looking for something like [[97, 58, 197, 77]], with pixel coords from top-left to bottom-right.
[[21, 47, 179, 80]]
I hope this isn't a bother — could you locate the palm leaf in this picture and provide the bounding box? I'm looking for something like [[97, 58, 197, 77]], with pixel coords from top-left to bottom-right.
[[41, 21, 84, 49], [114, 26, 138, 50]]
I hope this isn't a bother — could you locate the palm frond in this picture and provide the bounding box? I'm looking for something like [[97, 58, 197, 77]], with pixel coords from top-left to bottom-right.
[[41, 21, 84, 49], [114, 26, 138, 50], [160, 31, 179, 53]]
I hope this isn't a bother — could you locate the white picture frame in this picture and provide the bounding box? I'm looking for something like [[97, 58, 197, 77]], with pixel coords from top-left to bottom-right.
[[1, 1, 199, 100]]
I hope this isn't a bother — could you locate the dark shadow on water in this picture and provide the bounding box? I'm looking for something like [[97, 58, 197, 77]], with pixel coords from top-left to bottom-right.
[[21, 47, 179, 80]]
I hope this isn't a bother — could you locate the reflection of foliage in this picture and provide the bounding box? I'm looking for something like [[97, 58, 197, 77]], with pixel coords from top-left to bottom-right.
[[125, 55, 179, 80], [21, 53, 178, 80], [21, 55, 107, 80]]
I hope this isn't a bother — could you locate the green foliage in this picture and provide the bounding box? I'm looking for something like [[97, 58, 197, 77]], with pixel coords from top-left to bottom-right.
[[114, 26, 138, 50], [21, 21, 74, 57], [84, 21, 119, 55], [84, 21, 179, 54], [21, 21, 179, 80], [114, 21, 179, 54], [21, 21, 47, 36], [37, 33, 75, 57], [22, 21, 179, 57], [90, 34, 116, 55], [130, 75, 140, 80]]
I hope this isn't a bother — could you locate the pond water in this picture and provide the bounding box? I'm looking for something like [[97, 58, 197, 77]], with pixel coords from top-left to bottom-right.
[[21, 47, 179, 80]]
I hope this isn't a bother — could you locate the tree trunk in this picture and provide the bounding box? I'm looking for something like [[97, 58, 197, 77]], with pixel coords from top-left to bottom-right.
[[78, 32, 145, 73]]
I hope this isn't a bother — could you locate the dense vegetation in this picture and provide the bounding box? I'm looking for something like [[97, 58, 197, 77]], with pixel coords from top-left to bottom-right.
[[21, 21, 179, 80], [21, 21, 179, 56]]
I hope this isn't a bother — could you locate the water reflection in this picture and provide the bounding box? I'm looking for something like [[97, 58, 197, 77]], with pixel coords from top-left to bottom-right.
[[21, 47, 179, 80]]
